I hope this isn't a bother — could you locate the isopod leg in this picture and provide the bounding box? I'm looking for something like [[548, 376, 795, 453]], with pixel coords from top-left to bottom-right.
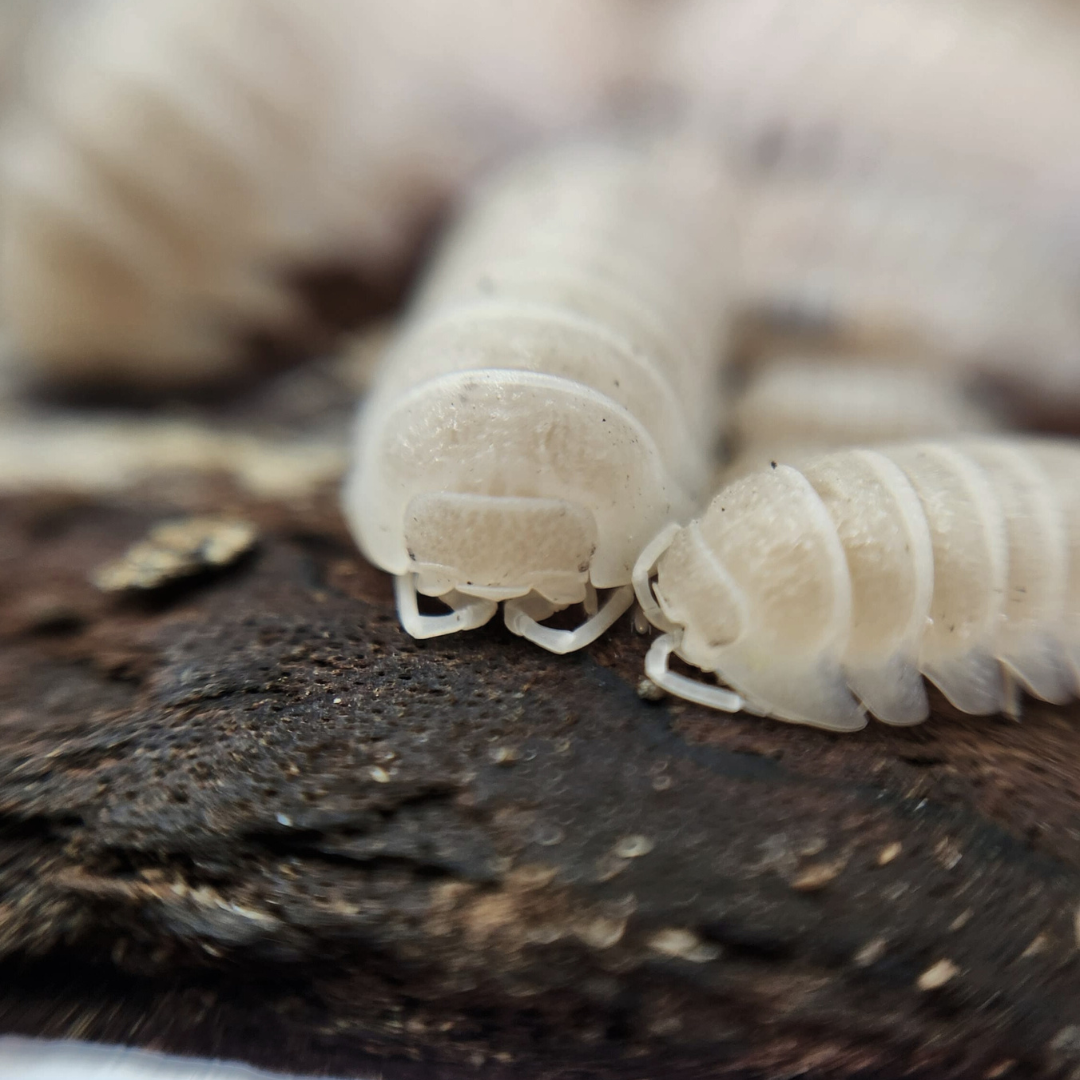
[[508, 593, 561, 623], [583, 583, 599, 617], [644, 633, 745, 713], [1001, 668, 1023, 722], [394, 574, 498, 639], [504, 585, 635, 654], [631, 522, 682, 632]]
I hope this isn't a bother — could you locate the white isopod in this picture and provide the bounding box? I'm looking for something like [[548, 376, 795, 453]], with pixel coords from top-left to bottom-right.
[[343, 139, 734, 653], [634, 437, 1080, 731]]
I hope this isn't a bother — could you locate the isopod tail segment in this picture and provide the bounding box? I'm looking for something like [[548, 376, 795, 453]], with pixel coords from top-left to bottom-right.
[[632, 438, 1080, 732], [631, 522, 682, 633], [342, 141, 734, 650]]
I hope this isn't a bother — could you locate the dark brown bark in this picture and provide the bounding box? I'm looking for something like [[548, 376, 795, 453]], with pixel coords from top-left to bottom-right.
[[2, 479, 1080, 1079]]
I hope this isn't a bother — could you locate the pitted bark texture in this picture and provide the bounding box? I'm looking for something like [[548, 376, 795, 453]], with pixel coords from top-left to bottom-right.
[[1, 486, 1080, 1079]]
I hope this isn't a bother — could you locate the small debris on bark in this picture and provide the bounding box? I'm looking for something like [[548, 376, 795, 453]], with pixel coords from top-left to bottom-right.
[[91, 517, 258, 592], [917, 958, 961, 991], [877, 841, 902, 866], [636, 677, 667, 701]]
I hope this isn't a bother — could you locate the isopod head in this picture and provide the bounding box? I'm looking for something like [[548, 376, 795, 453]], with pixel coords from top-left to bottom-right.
[[344, 366, 693, 646], [404, 493, 597, 603], [634, 463, 868, 732]]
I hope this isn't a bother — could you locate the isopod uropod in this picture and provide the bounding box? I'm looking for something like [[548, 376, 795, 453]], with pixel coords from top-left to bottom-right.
[[343, 139, 734, 653], [634, 437, 1080, 730]]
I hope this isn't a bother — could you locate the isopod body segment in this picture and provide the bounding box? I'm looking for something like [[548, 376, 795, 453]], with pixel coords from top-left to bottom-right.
[[634, 437, 1080, 730], [343, 139, 735, 651]]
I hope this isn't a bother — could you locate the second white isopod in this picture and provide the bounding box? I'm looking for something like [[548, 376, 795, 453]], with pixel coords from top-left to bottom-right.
[[634, 437, 1080, 730]]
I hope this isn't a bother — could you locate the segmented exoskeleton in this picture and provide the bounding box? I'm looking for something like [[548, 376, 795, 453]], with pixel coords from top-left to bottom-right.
[[634, 438, 1080, 731], [343, 139, 734, 653]]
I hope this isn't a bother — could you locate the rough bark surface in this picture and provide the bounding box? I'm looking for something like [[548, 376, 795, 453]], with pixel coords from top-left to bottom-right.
[[1, 460, 1080, 1080]]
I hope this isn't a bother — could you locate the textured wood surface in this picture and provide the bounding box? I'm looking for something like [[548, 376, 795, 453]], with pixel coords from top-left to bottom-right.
[[2, 442, 1080, 1078]]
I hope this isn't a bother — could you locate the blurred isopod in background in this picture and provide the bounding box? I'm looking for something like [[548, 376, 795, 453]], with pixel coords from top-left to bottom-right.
[[0, 0, 646, 389]]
